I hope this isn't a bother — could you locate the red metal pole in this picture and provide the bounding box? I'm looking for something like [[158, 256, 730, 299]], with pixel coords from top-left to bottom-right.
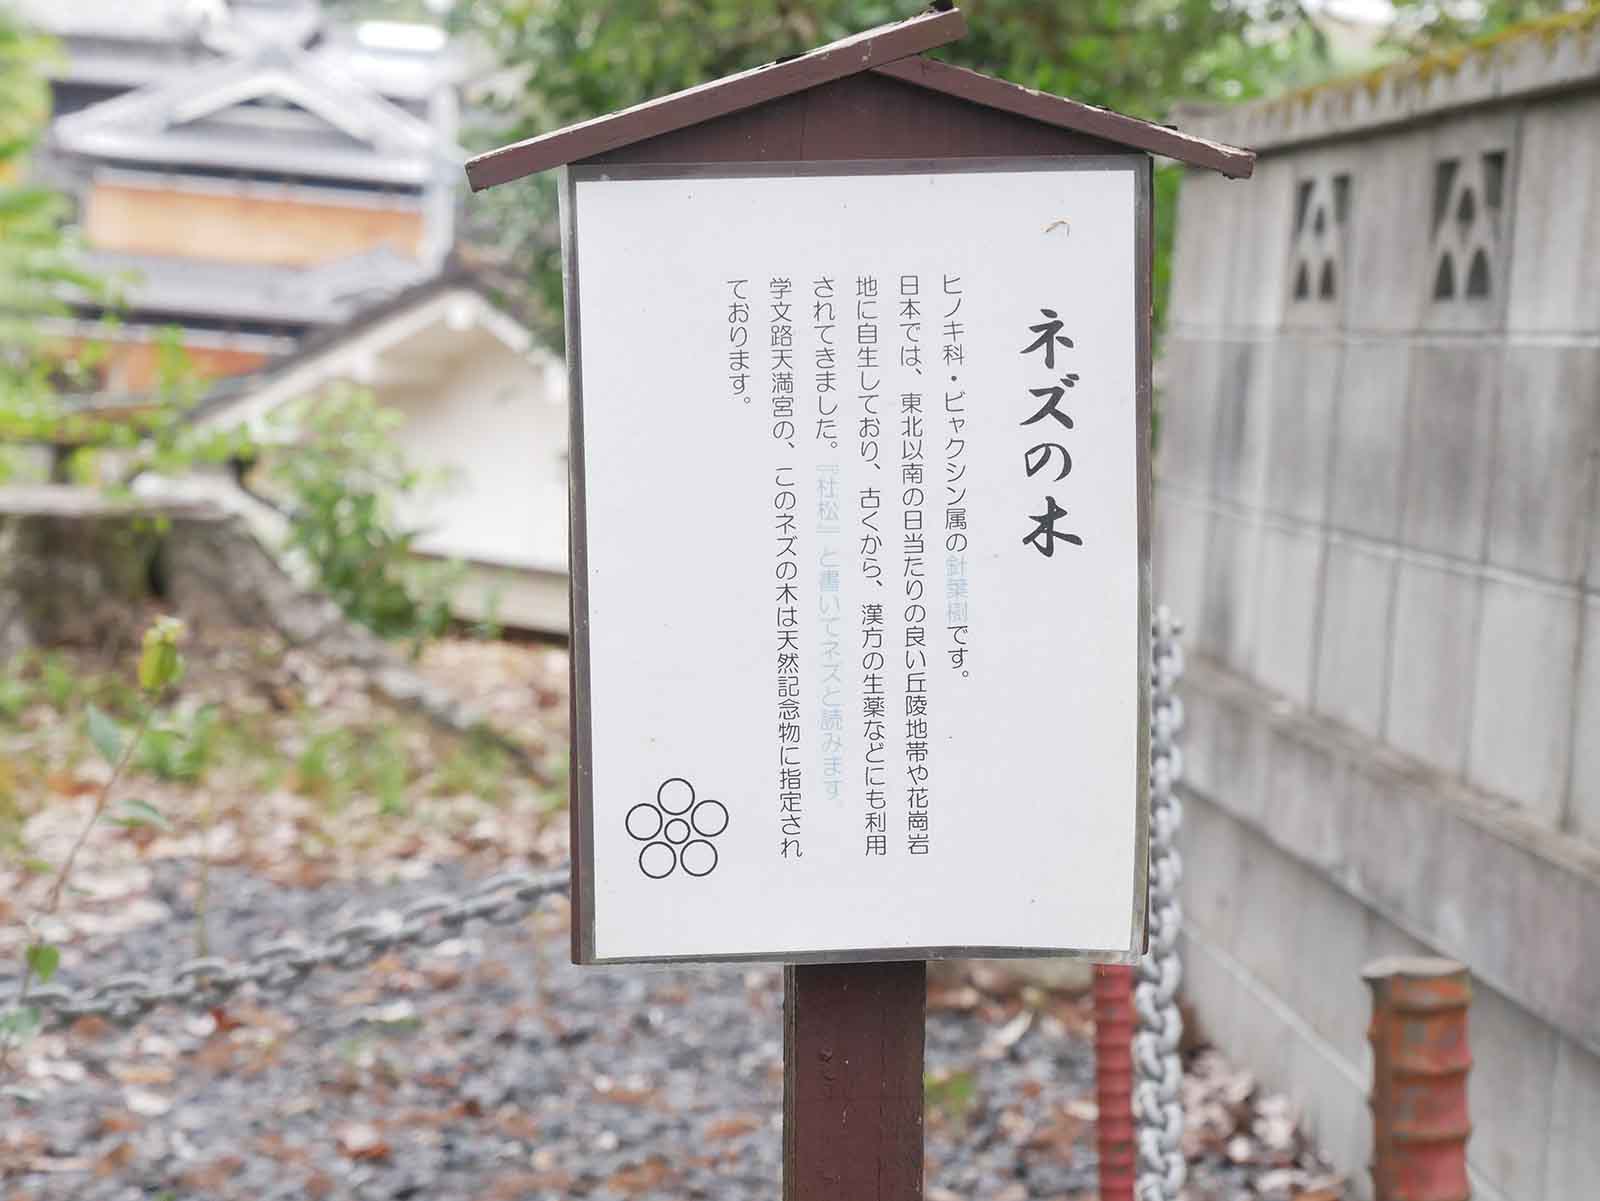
[[1093, 963, 1138, 1201], [1364, 957, 1473, 1201]]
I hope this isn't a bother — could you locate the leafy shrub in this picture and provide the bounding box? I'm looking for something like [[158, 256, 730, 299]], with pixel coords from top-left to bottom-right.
[[263, 386, 461, 647]]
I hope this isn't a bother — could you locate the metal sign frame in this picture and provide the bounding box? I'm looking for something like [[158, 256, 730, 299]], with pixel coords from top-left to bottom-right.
[[559, 155, 1153, 967]]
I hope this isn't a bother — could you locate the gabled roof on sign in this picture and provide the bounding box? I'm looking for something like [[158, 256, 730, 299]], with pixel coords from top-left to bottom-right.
[[464, 6, 1255, 191]]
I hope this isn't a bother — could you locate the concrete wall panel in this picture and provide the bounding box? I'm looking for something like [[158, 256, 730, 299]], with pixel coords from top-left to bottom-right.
[[1507, 93, 1600, 335], [1467, 983, 1557, 1201], [1253, 523, 1323, 705], [1328, 343, 1412, 541], [1201, 509, 1263, 675], [1467, 578, 1580, 822], [1155, 336, 1221, 494], [1344, 128, 1436, 334], [1211, 341, 1275, 508], [1313, 540, 1395, 738], [1418, 112, 1518, 336], [1570, 597, 1600, 841], [1168, 170, 1236, 331], [1384, 558, 1480, 776], [1543, 1039, 1600, 1201], [1224, 155, 1295, 333], [1264, 337, 1342, 524], [1486, 347, 1600, 584], [1401, 346, 1500, 561], [1153, 488, 1209, 646]]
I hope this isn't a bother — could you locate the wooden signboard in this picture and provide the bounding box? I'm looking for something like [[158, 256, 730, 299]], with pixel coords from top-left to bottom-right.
[[467, 9, 1251, 1198]]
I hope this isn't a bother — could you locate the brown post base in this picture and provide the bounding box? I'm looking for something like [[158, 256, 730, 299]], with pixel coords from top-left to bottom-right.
[[783, 961, 927, 1201]]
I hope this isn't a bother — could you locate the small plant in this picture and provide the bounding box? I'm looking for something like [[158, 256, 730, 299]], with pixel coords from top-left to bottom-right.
[[434, 729, 510, 803], [0, 669, 30, 721], [38, 653, 76, 711], [135, 704, 219, 783], [263, 385, 462, 649], [1, 617, 185, 1069], [925, 1067, 979, 1122], [295, 727, 351, 807]]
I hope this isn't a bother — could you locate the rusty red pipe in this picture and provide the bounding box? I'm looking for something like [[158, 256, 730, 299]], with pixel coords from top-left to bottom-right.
[[1364, 957, 1473, 1201], [1093, 963, 1137, 1201]]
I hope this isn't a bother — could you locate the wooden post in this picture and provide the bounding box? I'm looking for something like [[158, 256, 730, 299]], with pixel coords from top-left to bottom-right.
[[784, 962, 927, 1201]]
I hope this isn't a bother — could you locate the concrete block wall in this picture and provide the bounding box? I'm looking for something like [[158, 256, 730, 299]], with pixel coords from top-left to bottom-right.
[[1160, 77, 1600, 1201]]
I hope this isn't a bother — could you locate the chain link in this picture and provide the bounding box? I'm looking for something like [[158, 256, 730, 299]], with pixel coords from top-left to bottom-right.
[[2, 867, 570, 1033], [1135, 607, 1187, 1201]]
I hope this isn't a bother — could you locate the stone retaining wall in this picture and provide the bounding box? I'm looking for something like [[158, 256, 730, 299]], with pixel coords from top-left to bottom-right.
[[1160, 21, 1600, 1201]]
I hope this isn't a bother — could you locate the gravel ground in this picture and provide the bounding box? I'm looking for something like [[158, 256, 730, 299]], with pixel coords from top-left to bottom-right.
[[0, 636, 1343, 1201], [1, 861, 1109, 1201]]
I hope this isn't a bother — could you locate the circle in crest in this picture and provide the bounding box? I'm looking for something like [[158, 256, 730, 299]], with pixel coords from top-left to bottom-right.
[[680, 839, 718, 878], [625, 802, 663, 841], [691, 799, 729, 838], [657, 777, 695, 815], [639, 841, 676, 880]]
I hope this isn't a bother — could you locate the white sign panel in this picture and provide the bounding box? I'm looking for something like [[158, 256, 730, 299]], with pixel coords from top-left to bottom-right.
[[564, 158, 1150, 964]]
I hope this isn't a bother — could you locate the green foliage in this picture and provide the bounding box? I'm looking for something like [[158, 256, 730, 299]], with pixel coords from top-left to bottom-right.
[[4, 617, 182, 1067], [292, 721, 416, 814], [265, 386, 462, 645], [108, 798, 171, 831], [0, 671, 30, 721], [456, 0, 1326, 345], [434, 729, 511, 803], [135, 705, 219, 783], [925, 1067, 978, 1119], [23, 942, 57, 983], [0, 14, 105, 410], [85, 703, 124, 765], [1384, 0, 1595, 52], [39, 653, 76, 711], [138, 616, 187, 693]]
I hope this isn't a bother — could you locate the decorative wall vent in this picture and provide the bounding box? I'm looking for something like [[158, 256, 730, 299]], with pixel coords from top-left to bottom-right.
[[1290, 172, 1350, 303], [1430, 151, 1505, 301]]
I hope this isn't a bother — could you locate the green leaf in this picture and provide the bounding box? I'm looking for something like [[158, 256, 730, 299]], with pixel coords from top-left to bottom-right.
[[0, 1005, 41, 1042], [108, 798, 170, 831], [86, 703, 123, 765], [138, 617, 186, 693], [24, 942, 58, 983]]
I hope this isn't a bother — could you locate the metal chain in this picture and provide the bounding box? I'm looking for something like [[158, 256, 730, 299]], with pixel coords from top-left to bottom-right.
[[3, 867, 570, 1032], [1135, 607, 1186, 1201]]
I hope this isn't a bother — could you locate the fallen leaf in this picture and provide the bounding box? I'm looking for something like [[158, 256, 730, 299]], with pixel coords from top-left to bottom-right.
[[94, 1141, 136, 1177], [112, 1063, 175, 1086], [69, 1015, 114, 1041], [335, 1122, 391, 1161], [606, 1156, 673, 1195], [96, 1111, 141, 1136], [705, 1115, 761, 1141], [123, 1088, 172, 1116]]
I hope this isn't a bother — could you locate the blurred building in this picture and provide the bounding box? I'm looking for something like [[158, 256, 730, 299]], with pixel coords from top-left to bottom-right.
[[16, 0, 570, 633], [191, 275, 571, 634], [21, 0, 464, 390], [1162, 12, 1600, 1200]]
